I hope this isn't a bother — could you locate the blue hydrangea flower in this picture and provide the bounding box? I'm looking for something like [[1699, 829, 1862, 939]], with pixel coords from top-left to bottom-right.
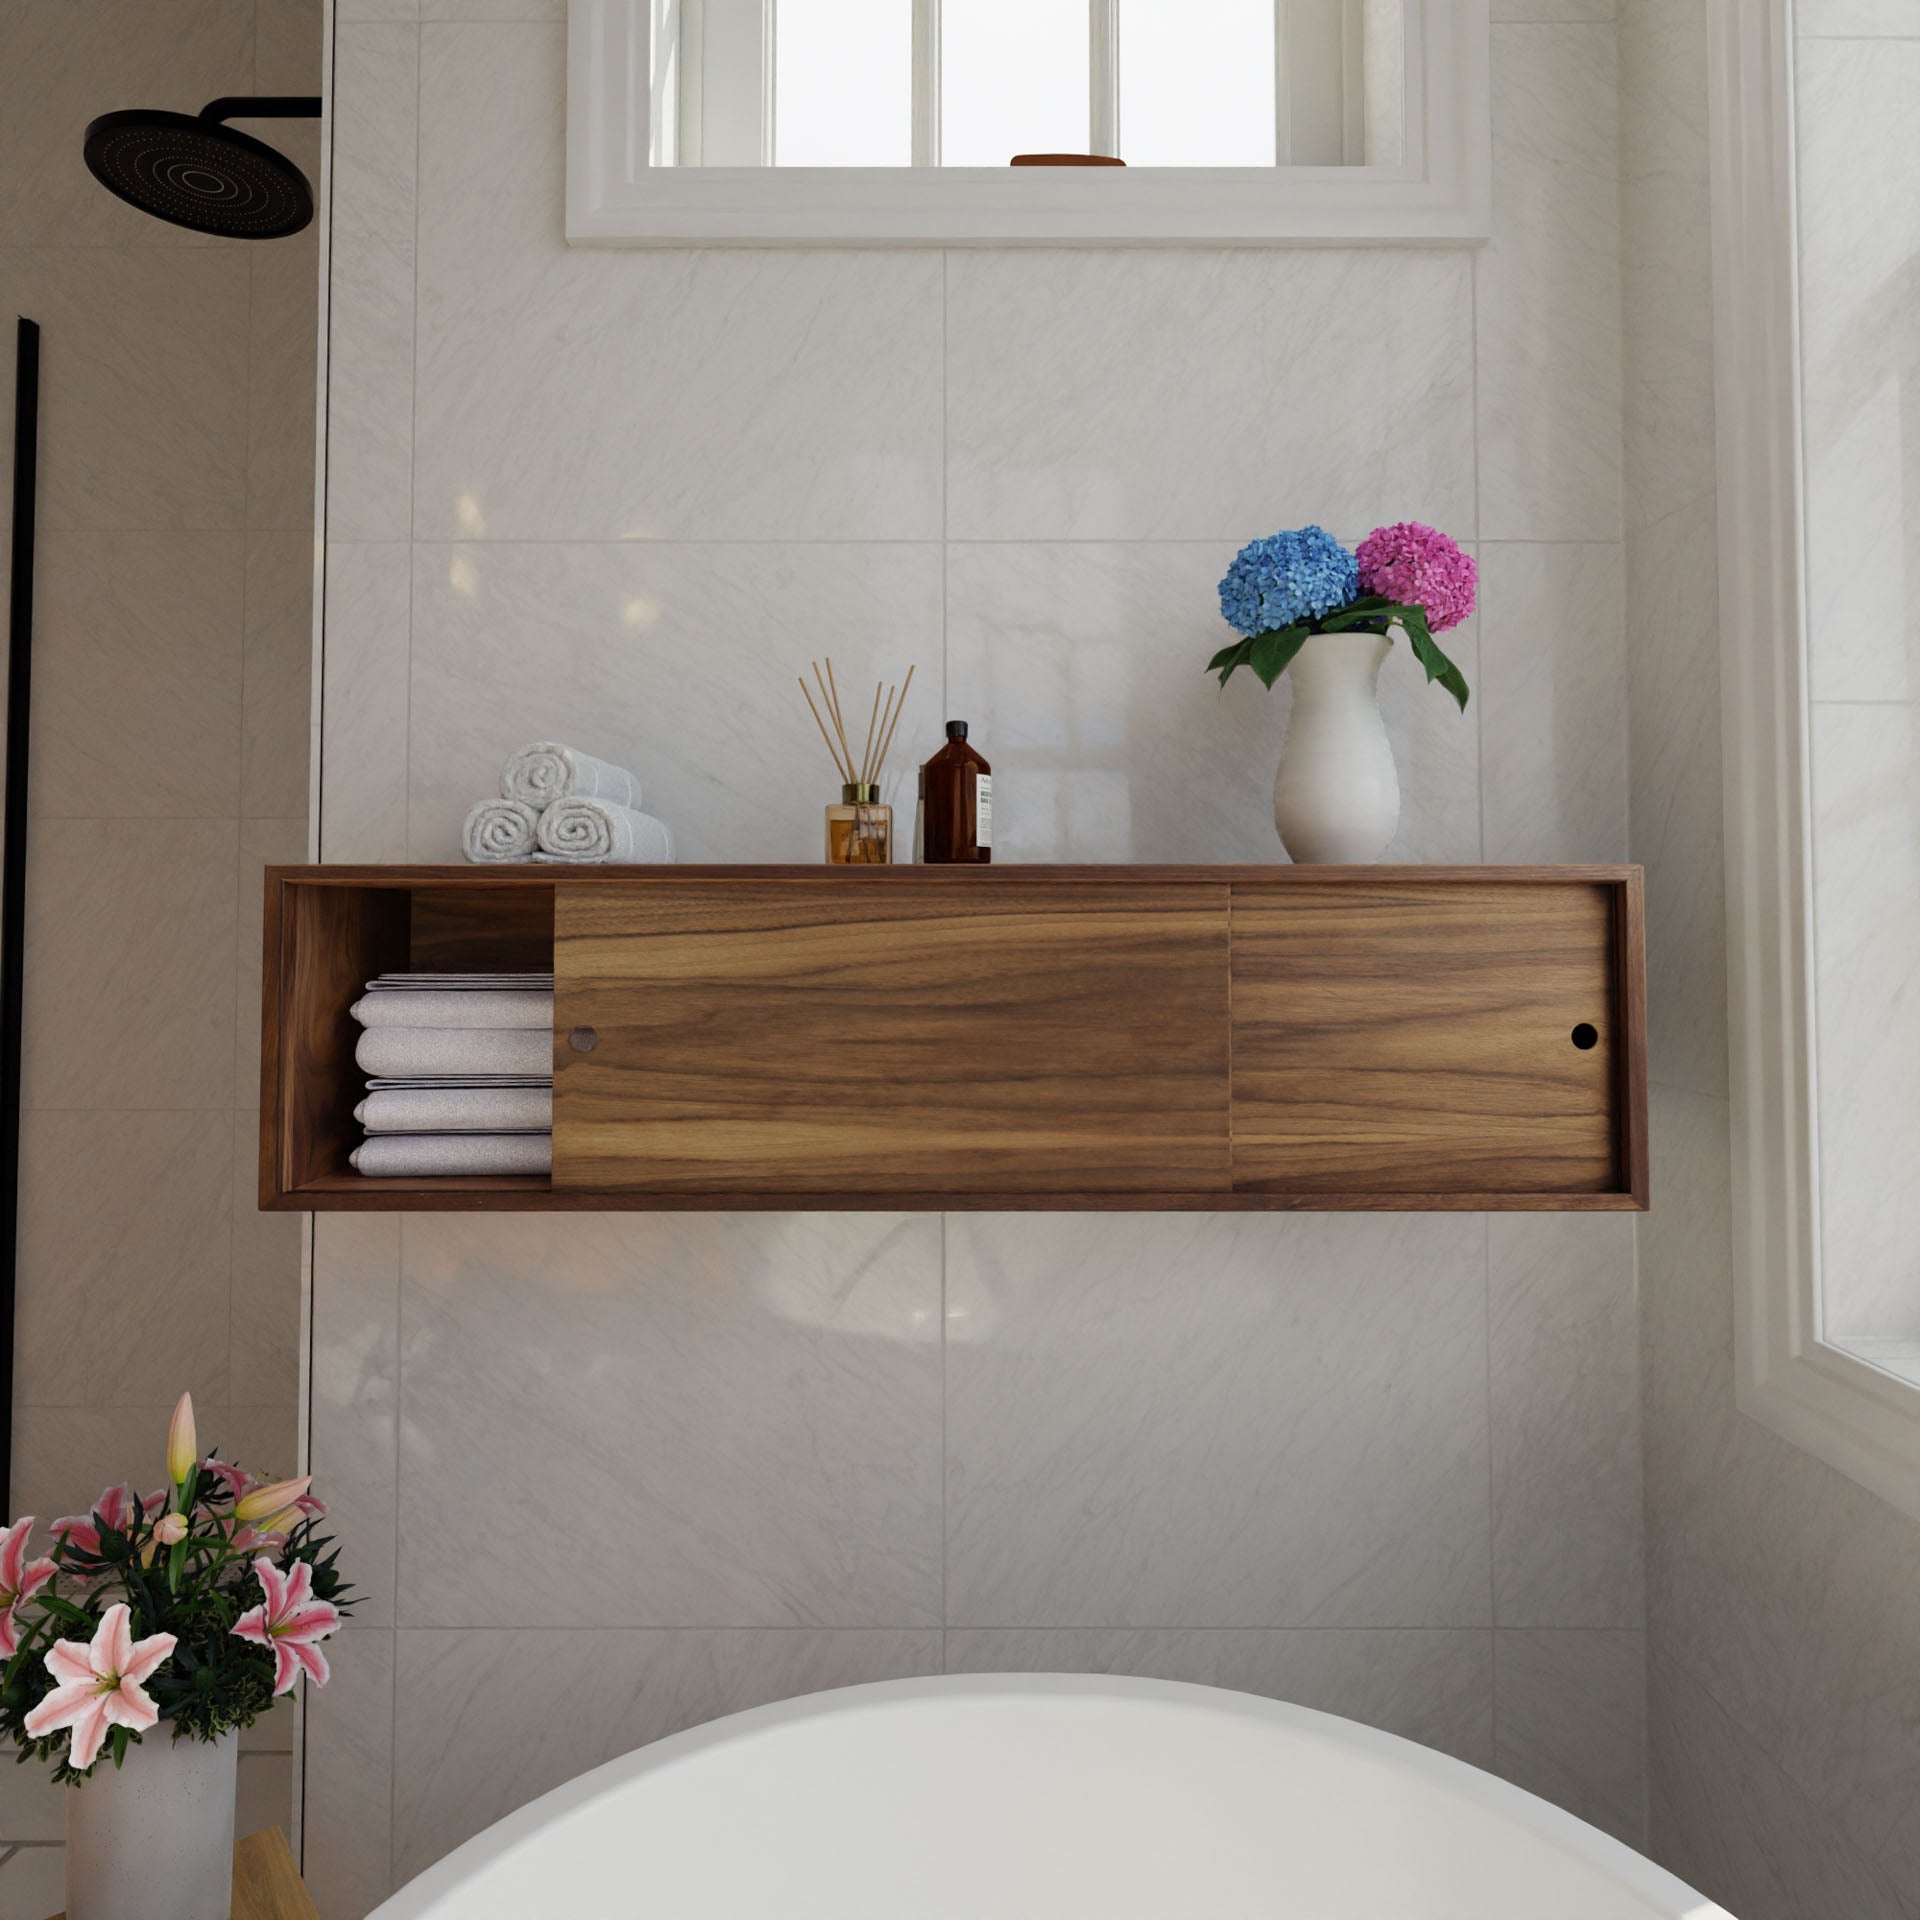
[[1218, 526, 1360, 637]]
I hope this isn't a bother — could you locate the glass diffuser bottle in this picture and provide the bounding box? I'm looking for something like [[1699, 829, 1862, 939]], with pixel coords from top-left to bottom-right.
[[826, 782, 893, 864]]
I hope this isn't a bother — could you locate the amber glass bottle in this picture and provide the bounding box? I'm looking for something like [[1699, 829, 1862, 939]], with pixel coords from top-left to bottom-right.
[[919, 720, 992, 864]]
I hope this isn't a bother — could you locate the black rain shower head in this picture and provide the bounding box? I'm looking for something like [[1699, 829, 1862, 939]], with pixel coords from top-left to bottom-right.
[[83, 96, 321, 239]]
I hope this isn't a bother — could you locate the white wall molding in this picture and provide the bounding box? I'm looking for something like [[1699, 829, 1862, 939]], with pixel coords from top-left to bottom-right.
[[1712, 0, 1920, 1522], [563, 0, 1490, 246]]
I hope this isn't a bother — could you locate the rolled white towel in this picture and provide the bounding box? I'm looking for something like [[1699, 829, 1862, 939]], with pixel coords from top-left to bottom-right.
[[502, 742, 641, 811], [351, 1134, 553, 1178], [535, 796, 675, 864], [352, 990, 553, 1031], [355, 1026, 553, 1079], [355, 1086, 554, 1134], [463, 797, 540, 863]]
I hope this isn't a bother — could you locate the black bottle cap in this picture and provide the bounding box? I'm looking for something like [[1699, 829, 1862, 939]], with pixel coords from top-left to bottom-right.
[[946, 720, 968, 739]]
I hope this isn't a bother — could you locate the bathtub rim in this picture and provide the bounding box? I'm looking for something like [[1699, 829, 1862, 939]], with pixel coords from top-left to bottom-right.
[[364, 1671, 1731, 1920]]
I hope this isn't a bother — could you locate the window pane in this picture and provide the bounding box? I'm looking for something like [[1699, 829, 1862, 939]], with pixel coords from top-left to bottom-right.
[[775, 0, 913, 166], [1118, 0, 1275, 166], [943, 0, 1089, 167]]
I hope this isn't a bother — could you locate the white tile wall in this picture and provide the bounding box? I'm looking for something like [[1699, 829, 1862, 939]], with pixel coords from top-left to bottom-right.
[[308, 11, 1647, 1907]]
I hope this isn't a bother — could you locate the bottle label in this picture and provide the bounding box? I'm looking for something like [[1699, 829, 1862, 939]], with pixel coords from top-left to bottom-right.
[[976, 774, 993, 849]]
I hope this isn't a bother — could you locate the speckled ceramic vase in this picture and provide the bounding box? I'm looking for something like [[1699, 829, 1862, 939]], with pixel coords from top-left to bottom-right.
[[65, 1727, 237, 1920], [1272, 630, 1399, 863]]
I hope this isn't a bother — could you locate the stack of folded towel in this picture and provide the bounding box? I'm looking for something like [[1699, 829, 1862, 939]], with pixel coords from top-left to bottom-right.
[[347, 973, 555, 1178], [462, 742, 675, 865]]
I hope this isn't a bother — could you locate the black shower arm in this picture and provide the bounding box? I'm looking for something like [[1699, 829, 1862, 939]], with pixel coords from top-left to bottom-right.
[[199, 96, 323, 124]]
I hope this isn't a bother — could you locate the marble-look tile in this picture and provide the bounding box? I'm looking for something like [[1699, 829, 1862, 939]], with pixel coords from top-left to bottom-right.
[[1495, 1630, 1646, 1847], [405, 542, 940, 861], [1620, 0, 1715, 535], [243, 535, 314, 817], [1798, 0, 1920, 32], [1493, 0, 1615, 15], [413, 24, 942, 540], [1490, 1214, 1642, 1628], [255, 0, 324, 90], [0, 1, 254, 247], [304, 1627, 396, 1920], [943, 1630, 1495, 1769], [0, 1845, 66, 1915], [944, 543, 1479, 864], [1797, 40, 1920, 701], [246, 245, 321, 534], [1648, 1652, 1906, 1920], [1, 248, 250, 531], [339, 0, 417, 16], [236, 816, 309, 1106], [1810, 704, 1920, 1331], [946, 250, 1475, 542], [236, 1753, 294, 1840], [15, 1115, 232, 1406], [945, 1212, 1491, 1628], [21, 817, 239, 1110], [392, 1628, 943, 1881], [27, 532, 244, 815], [1478, 543, 1627, 862], [319, 544, 410, 860], [1477, 25, 1623, 542], [230, 1112, 302, 1410], [326, 26, 418, 543], [421, 0, 561, 14], [1624, 492, 1726, 1096], [397, 1214, 943, 1627], [310, 1213, 401, 1628]]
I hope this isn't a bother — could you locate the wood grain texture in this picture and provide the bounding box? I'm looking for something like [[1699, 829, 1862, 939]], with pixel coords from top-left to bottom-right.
[[256, 866, 1650, 1211], [1230, 881, 1622, 1194], [553, 882, 1232, 1194]]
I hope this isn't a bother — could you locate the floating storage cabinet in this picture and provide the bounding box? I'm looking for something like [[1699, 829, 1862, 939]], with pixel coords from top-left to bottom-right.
[[258, 865, 1648, 1212]]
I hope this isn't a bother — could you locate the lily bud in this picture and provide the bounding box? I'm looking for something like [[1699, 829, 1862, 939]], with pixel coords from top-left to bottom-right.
[[233, 1475, 311, 1523], [256, 1506, 304, 1539], [165, 1394, 197, 1488], [153, 1512, 187, 1547]]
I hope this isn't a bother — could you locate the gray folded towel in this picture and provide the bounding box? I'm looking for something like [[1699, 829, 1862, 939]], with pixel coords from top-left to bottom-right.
[[502, 742, 641, 811], [462, 797, 541, 863], [354, 1027, 552, 1079], [351, 990, 553, 1031], [355, 1086, 554, 1134], [535, 796, 674, 864], [350, 1134, 553, 1177]]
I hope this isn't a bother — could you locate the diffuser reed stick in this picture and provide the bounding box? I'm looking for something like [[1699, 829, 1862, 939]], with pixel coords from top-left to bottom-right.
[[801, 658, 912, 864]]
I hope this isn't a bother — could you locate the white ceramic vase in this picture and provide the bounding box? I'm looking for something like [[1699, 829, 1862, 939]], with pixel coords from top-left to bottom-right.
[[66, 1727, 237, 1920], [1271, 630, 1400, 863]]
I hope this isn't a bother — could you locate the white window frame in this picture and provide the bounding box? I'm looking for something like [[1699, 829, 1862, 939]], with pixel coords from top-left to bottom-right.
[[1713, 0, 1920, 1524], [567, 0, 1490, 245]]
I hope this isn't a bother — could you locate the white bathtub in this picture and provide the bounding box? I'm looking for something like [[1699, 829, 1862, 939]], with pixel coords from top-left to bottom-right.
[[369, 1674, 1733, 1919]]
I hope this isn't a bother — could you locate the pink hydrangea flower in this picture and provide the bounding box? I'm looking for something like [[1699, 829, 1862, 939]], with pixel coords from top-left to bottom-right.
[[232, 1558, 341, 1695], [1356, 522, 1478, 634], [0, 1518, 56, 1657], [23, 1603, 177, 1773]]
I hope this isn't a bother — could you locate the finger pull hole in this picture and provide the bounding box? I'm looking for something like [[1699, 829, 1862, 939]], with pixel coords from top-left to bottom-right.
[[569, 1025, 597, 1053], [1571, 1023, 1599, 1051]]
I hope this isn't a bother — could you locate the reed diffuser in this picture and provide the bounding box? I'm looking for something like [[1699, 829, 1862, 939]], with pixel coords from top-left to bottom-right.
[[800, 659, 913, 865]]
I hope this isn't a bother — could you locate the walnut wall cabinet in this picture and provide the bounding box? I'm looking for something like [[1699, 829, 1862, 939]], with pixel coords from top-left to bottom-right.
[[258, 865, 1648, 1213]]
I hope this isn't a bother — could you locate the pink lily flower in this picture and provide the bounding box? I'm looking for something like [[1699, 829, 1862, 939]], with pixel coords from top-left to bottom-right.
[[199, 1457, 254, 1503], [23, 1603, 177, 1773], [231, 1558, 340, 1695], [0, 1518, 57, 1657], [50, 1485, 167, 1560]]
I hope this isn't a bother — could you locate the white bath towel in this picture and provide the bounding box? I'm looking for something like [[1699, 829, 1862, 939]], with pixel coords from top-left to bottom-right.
[[462, 797, 541, 863], [350, 1133, 553, 1177], [502, 742, 641, 811], [354, 1026, 552, 1080], [355, 1086, 553, 1134], [351, 990, 553, 1031], [535, 796, 675, 864]]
